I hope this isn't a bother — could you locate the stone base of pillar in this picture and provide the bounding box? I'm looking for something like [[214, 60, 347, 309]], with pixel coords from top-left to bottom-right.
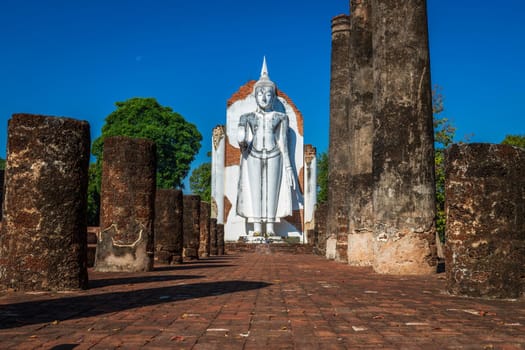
[[347, 232, 374, 267], [372, 230, 435, 275], [183, 248, 199, 260], [94, 225, 153, 272], [335, 242, 348, 263], [156, 251, 183, 265], [326, 236, 337, 260]]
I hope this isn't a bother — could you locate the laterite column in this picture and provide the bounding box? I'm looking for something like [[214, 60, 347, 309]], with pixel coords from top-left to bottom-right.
[[95, 136, 156, 272], [445, 143, 525, 299], [155, 189, 183, 265], [210, 218, 218, 255], [326, 14, 351, 263], [0, 114, 90, 290], [183, 195, 201, 259], [199, 201, 211, 258]]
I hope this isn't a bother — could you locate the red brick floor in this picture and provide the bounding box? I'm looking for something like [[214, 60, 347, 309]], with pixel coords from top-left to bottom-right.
[[0, 249, 524, 349]]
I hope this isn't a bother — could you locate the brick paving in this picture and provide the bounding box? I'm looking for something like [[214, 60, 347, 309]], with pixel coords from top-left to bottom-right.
[[1, 247, 524, 349]]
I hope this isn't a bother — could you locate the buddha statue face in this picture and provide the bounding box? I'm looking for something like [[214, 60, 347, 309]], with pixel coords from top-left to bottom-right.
[[255, 86, 275, 112]]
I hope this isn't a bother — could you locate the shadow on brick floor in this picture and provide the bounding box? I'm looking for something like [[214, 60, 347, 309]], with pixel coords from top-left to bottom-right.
[[0, 280, 271, 329]]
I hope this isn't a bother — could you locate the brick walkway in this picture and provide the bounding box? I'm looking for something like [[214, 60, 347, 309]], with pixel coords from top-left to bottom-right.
[[1, 248, 524, 349]]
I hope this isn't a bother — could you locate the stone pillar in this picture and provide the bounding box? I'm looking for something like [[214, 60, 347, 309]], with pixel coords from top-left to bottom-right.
[[314, 202, 329, 257], [371, 0, 437, 274], [87, 227, 99, 268], [210, 218, 218, 255], [217, 223, 225, 255], [327, 14, 351, 263], [95, 136, 156, 272], [0, 169, 4, 220], [211, 125, 226, 223], [347, 0, 375, 267], [183, 195, 200, 260], [445, 143, 525, 299], [155, 189, 183, 265], [303, 145, 317, 244], [0, 114, 90, 291], [199, 201, 211, 258]]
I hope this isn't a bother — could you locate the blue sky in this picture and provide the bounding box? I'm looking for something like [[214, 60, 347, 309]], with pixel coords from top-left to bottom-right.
[[1, 0, 523, 189]]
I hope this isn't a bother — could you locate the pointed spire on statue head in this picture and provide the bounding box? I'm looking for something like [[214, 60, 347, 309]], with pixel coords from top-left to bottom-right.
[[254, 56, 276, 92], [260, 56, 269, 80]]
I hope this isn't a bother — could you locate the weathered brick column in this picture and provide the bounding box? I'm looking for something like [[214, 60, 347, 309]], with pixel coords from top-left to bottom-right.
[[183, 195, 200, 260], [217, 223, 225, 255], [210, 218, 218, 255], [211, 125, 226, 224], [155, 189, 183, 265], [199, 202, 211, 258], [347, 0, 375, 267], [327, 14, 351, 263], [445, 143, 525, 299], [371, 0, 437, 274], [87, 227, 98, 268], [95, 136, 156, 272], [314, 202, 329, 257], [0, 114, 90, 291], [303, 144, 317, 243], [0, 169, 4, 220]]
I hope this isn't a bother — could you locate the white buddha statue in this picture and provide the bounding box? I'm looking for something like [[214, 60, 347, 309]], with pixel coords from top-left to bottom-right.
[[236, 58, 295, 236]]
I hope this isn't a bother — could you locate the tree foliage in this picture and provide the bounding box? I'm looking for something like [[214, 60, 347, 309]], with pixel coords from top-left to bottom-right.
[[316, 152, 329, 204], [92, 97, 202, 189], [0, 157, 5, 170], [189, 162, 211, 202], [432, 86, 456, 242], [501, 134, 525, 148], [88, 97, 202, 225]]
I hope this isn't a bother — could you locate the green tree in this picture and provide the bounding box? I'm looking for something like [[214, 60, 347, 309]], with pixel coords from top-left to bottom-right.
[[501, 134, 525, 148], [433, 86, 456, 242], [190, 162, 211, 202], [316, 152, 329, 204], [88, 97, 202, 225], [0, 157, 5, 170]]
